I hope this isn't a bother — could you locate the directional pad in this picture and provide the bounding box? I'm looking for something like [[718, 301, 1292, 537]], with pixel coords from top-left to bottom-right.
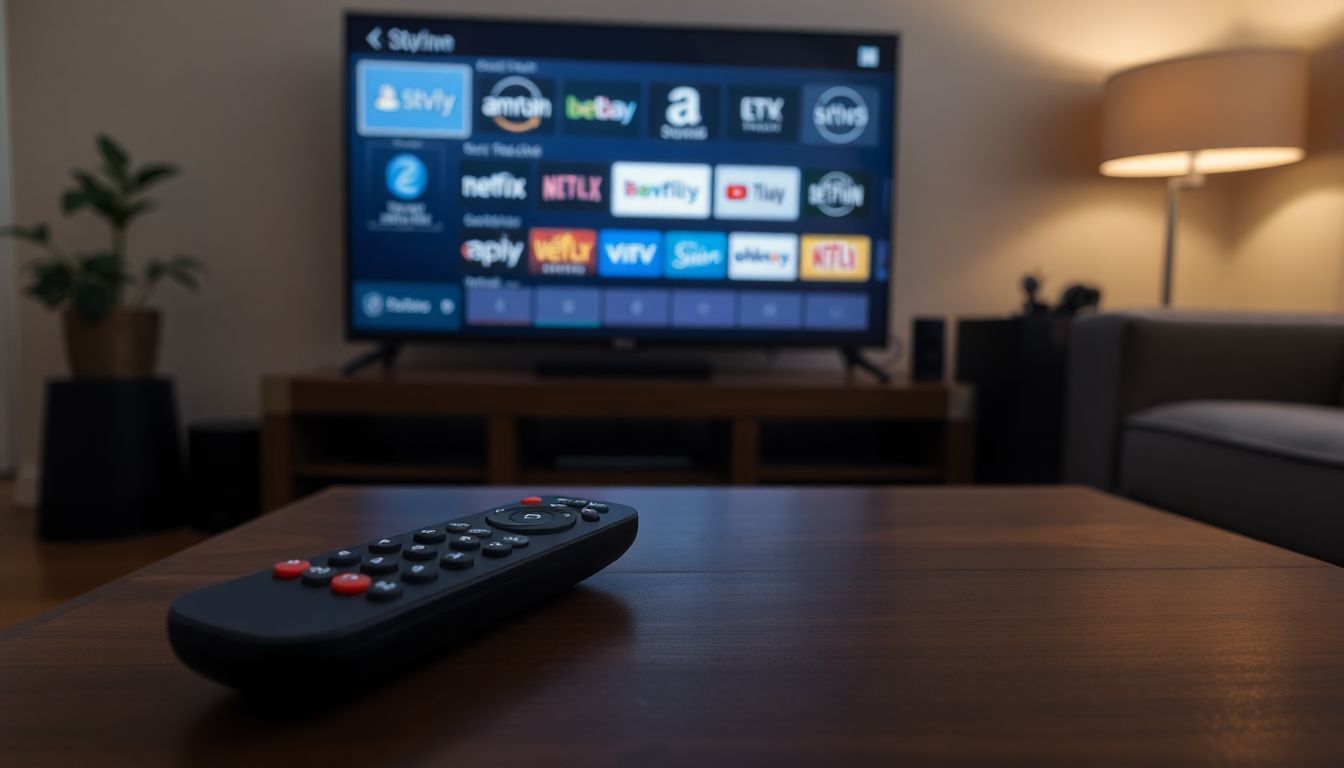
[[485, 504, 577, 534]]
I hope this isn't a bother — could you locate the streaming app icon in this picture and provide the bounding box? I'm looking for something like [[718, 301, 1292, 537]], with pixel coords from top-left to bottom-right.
[[385, 153, 428, 200], [538, 163, 607, 212], [713, 165, 801, 221], [604, 289, 671, 327], [459, 160, 529, 206], [477, 75, 556, 134], [663, 231, 728, 279], [805, 293, 869, 330], [535, 287, 601, 328], [367, 146, 444, 232], [671, 290, 735, 328], [357, 61, 472, 138], [563, 81, 641, 137], [727, 232, 798, 281], [529, 228, 597, 276], [610, 162, 712, 220], [804, 170, 871, 218], [802, 84, 880, 147], [460, 229, 527, 276], [651, 83, 718, 141], [728, 86, 797, 141], [800, 235, 872, 281], [598, 230, 662, 278]]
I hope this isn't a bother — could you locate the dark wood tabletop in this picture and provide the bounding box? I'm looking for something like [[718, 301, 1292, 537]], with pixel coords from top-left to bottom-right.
[[3, 486, 1344, 767]]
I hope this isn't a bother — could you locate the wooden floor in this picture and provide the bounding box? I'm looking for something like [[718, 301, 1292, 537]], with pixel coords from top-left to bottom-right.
[[0, 478, 207, 629]]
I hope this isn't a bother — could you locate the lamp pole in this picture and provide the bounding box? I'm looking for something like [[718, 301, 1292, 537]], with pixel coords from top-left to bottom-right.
[[1161, 151, 1203, 307]]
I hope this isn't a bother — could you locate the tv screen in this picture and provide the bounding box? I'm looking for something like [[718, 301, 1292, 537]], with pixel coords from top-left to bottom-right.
[[345, 13, 898, 346]]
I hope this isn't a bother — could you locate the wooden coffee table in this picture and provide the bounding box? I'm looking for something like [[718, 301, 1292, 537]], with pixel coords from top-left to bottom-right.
[[3, 486, 1343, 766]]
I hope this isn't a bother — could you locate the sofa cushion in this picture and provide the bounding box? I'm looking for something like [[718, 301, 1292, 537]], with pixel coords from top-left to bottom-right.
[[1128, 400, 1344, 469], [1119, 400, 1344, 565]]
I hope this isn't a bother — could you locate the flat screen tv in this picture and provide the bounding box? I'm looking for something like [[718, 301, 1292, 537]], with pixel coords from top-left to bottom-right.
[[345, 13, 898, 347]]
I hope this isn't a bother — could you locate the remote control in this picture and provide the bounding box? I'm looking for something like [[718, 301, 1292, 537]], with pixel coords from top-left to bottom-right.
[[168, 496, 637, 692]]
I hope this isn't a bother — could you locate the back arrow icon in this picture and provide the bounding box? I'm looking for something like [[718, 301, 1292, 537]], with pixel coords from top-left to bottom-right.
[[366, 27, 382, 50]]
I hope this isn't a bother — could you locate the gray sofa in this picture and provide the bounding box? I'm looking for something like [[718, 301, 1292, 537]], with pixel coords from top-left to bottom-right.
[[1064, 312, 1344, 564]]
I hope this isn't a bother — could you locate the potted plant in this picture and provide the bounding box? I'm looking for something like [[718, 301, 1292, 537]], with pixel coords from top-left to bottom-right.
[[1, 134, 203, 377]]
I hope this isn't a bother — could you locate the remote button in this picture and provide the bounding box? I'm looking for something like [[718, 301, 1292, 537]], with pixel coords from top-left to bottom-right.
[[466, 527, 492, 538], [301, 565, 336, 586], [414, 528, 447, 544], [449, 535, 480, 552], [483, 541, 513, 558], [404, 544, 437, 561], [328, 550, 360, 567], [361, 556, 398, 575], [511, 510, 553, 525], [581, 508, 601, 522], [331, 573, 371, 596], [500, 534, 529, 548], [521, 496, 542, 505], [587, 502, 609, 512], [440, 551, 474, 570], [486, 505, 577, 534], [558, 498, 588, 508], [368, 580, 402, 602], [369, 538, 401, 554], [272, 559, 309, 580], [446, 522, 471, 533], [403, 563, 439, 583]]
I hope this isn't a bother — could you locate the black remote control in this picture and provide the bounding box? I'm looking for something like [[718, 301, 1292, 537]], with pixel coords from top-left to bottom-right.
[[168, 496, 637, 692]]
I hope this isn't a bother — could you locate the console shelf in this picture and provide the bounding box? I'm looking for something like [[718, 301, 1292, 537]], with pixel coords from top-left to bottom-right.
[[262, 370, 973, 510]]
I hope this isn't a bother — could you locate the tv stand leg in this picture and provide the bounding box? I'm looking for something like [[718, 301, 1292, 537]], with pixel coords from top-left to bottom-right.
[[341, 341, 402, 377], [839, 347, 890, 384]]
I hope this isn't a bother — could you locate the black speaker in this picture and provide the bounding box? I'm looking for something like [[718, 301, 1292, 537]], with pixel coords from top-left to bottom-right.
[[187, 420, 261, 532], [912, 317, 946, 382]]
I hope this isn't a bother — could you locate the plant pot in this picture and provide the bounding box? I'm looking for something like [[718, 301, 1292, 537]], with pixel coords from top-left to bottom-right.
[[62, 307, 161, 378]]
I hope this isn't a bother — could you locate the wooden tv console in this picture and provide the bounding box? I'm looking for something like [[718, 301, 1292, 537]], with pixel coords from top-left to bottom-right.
[[261, 370, 974, 510]]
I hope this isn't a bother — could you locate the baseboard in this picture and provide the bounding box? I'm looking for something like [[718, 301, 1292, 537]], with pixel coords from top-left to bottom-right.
[[13, 462, 37, 508]]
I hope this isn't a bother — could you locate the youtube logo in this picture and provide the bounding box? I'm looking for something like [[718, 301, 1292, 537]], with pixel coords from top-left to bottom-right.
[[726, 184, 747, 200]]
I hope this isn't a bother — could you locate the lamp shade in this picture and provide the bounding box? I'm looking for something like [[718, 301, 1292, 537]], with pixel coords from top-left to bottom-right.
[[1100, 49, 1308, 177]]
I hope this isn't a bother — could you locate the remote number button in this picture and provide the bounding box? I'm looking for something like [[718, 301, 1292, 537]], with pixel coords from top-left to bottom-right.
[[500, 534, 529, 548], [301, 565, 336, 586], [328, 550, 360, 567], [403, 563, 439, 584], [414, 528, 447, 544], [466, 527, 492, 538], [446, 522, 471, 533], [331, 573, 372, 596], [558, 498, 588, 508], [368, 580, 402, 602], [361, 556, 399, 575], [369, 538, 401, 554], [272, 559, 310, 580], [449, 535, 480, 552], [581, 508, 601, 522], [440, 551, 474, 570], [483, 541, 513, 558], [588, 502, 609, 513], [404, 544, 437, 561]]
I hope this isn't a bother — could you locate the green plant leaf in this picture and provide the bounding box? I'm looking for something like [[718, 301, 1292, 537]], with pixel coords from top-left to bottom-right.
[[143, 254, 204, 295], [96, 134, 130, 186], [132, 162, 178, 191], [70, 170, 130, 227], [0, 223, 50, 243], [122, 199, 155, 225], [71, 278, 117, 322], [60, 189, 89, 214], [24, 260, 75, 308], [80, 252, 130, 285]]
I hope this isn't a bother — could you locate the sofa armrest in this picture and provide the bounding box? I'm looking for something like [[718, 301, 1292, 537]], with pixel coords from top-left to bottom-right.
[[1063, 311, 1344, 490]]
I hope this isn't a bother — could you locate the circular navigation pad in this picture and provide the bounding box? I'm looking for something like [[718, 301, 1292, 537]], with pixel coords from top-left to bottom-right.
[[485, 504, 577, 534]]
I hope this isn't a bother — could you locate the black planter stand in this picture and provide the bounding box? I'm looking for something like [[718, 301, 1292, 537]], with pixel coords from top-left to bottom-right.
[[39, 377, 185, 539]]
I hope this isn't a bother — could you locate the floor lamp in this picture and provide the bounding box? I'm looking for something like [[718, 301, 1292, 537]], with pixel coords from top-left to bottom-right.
[[1099, 49, 1308, 306]]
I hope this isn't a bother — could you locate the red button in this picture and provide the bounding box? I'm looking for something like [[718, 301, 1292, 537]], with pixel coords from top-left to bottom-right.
[[521, 496, 542, 505], [331, 573, 372, 596], [272, 559, 310, 579]]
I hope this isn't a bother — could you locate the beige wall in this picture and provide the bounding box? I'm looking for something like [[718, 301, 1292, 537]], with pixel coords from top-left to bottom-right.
[[5, 0, 1344, 486]]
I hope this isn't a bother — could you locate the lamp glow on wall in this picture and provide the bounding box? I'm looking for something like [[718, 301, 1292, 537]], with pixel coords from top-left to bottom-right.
[[1100, 49, 1308, 306]]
